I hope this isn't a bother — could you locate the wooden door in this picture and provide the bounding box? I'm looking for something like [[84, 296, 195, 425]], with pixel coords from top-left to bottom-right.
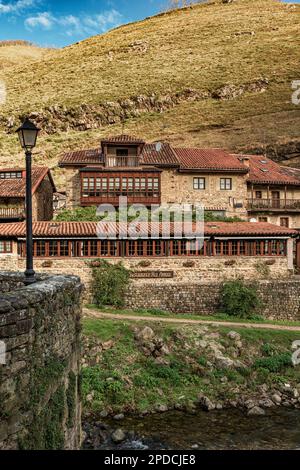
[[271, 191, 280, 209]]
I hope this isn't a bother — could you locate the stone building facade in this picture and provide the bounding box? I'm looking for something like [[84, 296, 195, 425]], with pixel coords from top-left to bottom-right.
[[0, 220, 297, 299], [0, 167, 56, 223], [59, 135, 250, 219]]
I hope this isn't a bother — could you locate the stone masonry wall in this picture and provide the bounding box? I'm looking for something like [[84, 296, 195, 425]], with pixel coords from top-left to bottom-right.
[[160, 169, 248, 218], [125, 280, 300, 320], [0, 272, 83, 450], [0, 255, 291, 301]]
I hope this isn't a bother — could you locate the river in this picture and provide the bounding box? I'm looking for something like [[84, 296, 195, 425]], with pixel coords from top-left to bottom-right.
[[83, 408, 300, 450]]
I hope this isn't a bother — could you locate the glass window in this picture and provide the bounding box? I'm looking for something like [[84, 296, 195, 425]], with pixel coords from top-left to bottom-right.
[[36, 241, 46, 257], [116, 148, 129, 157], [220, 178, 232, 190], [193, 178, 205, 190], [49, 241, 58, 257], [60, 240, 69, 257]]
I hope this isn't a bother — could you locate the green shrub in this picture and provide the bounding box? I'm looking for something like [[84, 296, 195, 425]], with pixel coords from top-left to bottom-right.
[[92, 260, 130, 308], [254, 353, 292, 372], [220, 280, 261, 318]]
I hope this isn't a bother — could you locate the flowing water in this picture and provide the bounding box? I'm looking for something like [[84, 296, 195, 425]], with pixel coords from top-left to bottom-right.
[[84, 408, 300, 450]]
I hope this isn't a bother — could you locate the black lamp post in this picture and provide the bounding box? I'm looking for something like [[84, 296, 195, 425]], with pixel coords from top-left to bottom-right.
[[16, 119, 40, 285]]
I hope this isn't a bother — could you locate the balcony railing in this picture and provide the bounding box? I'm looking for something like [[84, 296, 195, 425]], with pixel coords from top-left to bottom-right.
[[0, 207, 25, 219], [106, 157, 140, 168], [81, 192, 161, 206], [247, 199, 300, 211]]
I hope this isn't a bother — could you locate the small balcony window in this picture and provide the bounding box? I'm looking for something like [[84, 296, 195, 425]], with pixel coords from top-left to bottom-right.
[[116, 148, 129, 157]]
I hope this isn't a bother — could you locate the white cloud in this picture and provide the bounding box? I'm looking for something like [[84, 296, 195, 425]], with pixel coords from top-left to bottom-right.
[[25, 11, 53, 29], [0, 0, 35, 15], [24, 9, 123, 37]]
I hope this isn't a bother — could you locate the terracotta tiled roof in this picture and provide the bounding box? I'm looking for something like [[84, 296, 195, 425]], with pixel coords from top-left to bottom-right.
[[59, 148, 103, 166], [0, 221, 296, 238], [0, 167, 55, 198], [280, 166, 300, 182], [142, 143, 180, 166], [101, 134, 145, 145], [175, 148, 248, 172], [239, 155, 300, 186]]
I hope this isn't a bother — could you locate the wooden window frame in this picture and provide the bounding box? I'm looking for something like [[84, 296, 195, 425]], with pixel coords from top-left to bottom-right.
[[220, 178, 232, 191]]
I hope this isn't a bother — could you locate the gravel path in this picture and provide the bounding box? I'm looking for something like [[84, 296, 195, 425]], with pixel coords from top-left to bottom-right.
[[83, 308, 300, 332]]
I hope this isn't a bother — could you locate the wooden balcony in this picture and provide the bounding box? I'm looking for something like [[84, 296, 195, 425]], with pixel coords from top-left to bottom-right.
[[106, 157, 140, 168], [81, 193, 161, 207], [247, 198, 300, 211], [0, 207, 25, 220]]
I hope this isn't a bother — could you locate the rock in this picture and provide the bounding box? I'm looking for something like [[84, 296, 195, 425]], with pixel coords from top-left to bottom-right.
[[136, 327, 155, 342], [247, 406, 265, 416], [86, 393, 94, 403], [160, 345, 170, 355], [156, 404, 168, 413], [191, 444, 199, 449], [259, 398, 274, 408], [272, 394, 282, 405], [198, 395, 215, 411], [111, 429, 126, 444], [220, 376, 228, 383], [293, 389, 299, 399], [102, 340, 114, 350], [227, 331, 241, 341], [100, 410, 109, 418], [198, 340, 208, 349], [216, 404, 223, 410], [215, 356, 234, 369], [113, 414, 125, 421], [234, 360, 246, 368], [235, 341, 243, 349]]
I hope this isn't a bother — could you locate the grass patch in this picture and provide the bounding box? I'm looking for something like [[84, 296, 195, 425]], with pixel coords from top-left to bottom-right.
[[85, 304, 300, 328], [81, 317, 300, 415]]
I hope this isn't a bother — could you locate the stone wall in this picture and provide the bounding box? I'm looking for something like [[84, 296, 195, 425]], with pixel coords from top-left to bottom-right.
[[125, 279, 300, 320], [0, 272, 83, 450], [0, 255, 291, 301], [160, 169, 248, 218]]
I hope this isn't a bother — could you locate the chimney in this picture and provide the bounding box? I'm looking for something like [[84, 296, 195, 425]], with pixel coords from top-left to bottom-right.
[[239, 156, 250, 168]]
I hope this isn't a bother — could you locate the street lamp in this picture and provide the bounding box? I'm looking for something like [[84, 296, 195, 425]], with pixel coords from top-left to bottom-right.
[[16, 119, 40, 285]]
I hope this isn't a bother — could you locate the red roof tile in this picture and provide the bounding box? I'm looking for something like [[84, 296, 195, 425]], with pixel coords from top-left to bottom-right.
[[0, 167, 55, 198], [142, 143, 180, 166], [175, 148, 248, 172], [59, 148, 102, 166], [280, 166, 300, 182], [101, 134, 145, 145], [239, 155, 300, 185], [0, 221, 296, 238]]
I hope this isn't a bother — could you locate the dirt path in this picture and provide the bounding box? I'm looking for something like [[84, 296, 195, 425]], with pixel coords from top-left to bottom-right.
[[83, 308, 300, 332]]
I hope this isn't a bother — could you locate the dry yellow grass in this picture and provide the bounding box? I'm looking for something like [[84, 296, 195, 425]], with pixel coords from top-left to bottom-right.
[[0, 43, 48, 70], [0, 0, 300, 181]]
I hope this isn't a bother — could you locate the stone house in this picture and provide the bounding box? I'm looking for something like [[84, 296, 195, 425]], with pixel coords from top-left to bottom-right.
[[241, 155, 300, 230], [0, 167, 56, 222], [0, 220, 298, 292], [58, 135, 300, 228], [58, 135, 249, 219]]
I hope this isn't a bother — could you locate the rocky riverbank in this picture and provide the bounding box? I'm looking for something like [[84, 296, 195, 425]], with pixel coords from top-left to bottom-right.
[[82, 317, 300, 425]]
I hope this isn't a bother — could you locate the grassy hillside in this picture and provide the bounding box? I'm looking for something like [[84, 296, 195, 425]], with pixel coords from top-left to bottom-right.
[[0, 0, 300, 181], [0, 41, 47, 71]]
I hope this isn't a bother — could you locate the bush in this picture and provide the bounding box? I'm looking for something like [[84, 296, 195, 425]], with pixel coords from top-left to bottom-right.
[[92, 260, 130, 308], [220, 280, 261, 318], [254, 353, 292, 373]]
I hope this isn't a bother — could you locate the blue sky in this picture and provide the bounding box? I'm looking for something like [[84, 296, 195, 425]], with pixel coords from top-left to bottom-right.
[[0, 0, 299, 48]]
